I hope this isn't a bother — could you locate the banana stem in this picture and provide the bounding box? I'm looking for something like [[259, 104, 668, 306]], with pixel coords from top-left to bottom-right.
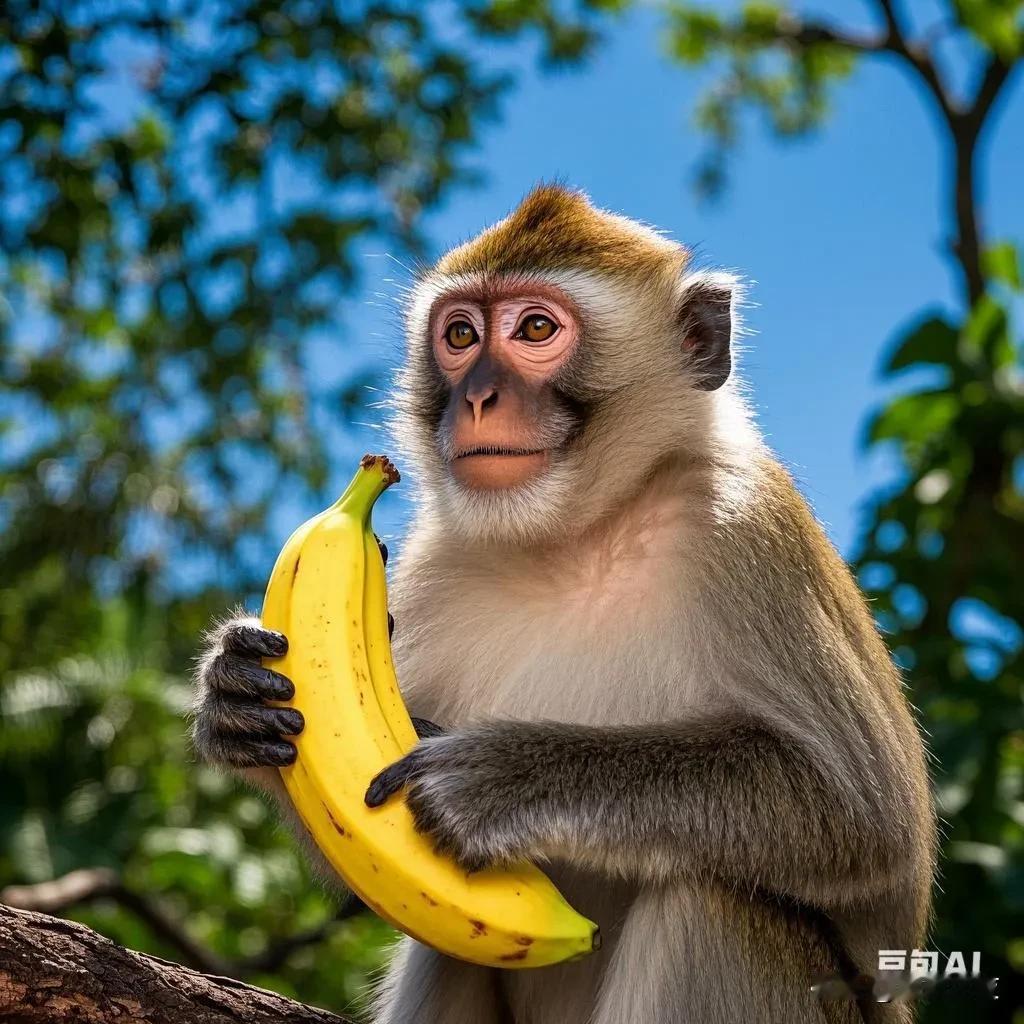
[[332, 455, 401, 522]]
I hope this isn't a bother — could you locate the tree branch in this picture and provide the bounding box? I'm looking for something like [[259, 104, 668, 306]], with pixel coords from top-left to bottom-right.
[[774, 8, 956, 121], [875, 0, 905, 41], [1, 869, 370, 981], [970, 54, 1015, 132], [774, 14, 886, 54], [0, 903, 351, 1023], [778, 1, 1017, 306], [874, 0, 957, 121]]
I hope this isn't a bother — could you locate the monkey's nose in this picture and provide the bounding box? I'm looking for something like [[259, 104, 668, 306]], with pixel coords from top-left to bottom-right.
[[466, 385, 498, 427]]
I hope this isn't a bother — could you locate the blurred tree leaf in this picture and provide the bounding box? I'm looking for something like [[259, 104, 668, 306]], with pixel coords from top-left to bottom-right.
[[983, 241, 1023, 290], [0, 1, 607, 1017], [884, 315, 961, 375]]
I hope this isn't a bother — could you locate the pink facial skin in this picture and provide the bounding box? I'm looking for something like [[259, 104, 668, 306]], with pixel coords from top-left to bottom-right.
[[429, 285, 582, 490], [432, 291, 580, 384]]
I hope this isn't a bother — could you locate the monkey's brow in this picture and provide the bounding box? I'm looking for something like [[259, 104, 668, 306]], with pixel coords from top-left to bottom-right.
[[429, 279, 578, 317]]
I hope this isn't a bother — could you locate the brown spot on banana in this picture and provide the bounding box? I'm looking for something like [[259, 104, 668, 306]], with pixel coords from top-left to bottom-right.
[[498, 950, 529, 962], [324, 806, 347, 837]]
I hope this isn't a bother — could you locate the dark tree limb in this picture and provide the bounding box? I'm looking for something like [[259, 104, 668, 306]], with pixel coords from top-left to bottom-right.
[[777, 18, 886, 55], [0, 902, 352, 1023], [239, 895, 368, 975], [970, 54, 1014, 129], [0, 870, 369, 982]]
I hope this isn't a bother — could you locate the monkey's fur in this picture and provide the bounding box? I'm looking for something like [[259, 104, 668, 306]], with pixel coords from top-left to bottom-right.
[[193, 185, 935, 1024]]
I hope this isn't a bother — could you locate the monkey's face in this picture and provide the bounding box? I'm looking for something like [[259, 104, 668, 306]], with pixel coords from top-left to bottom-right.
[[398, 265, 703, 545], [430, 285, 583, 492]]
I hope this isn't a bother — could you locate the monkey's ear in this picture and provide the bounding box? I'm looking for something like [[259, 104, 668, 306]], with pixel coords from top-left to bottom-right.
[[678, 272, 735, 391]]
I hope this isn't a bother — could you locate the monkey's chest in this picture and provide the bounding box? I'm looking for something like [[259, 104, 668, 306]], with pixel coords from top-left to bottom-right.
[[394, 581, 713, 726]]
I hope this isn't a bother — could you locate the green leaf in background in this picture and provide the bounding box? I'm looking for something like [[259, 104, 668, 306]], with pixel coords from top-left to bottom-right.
[[884, 314, 961, 375], [983, 241, 1024, 290], [856, 246, 1024, 1023]]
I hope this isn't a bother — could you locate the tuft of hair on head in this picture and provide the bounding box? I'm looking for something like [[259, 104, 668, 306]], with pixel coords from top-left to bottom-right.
[[434, 182, 689, 282]]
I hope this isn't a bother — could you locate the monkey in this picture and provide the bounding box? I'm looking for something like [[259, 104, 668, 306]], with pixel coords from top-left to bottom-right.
[[192, 184, 936, 1024]]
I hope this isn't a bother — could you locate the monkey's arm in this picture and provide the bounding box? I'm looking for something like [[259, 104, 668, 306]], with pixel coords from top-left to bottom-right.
[[365, 710, 920, 906]]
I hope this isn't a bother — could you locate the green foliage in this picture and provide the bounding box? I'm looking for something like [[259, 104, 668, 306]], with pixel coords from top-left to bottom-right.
[[984, 241, 1023, 289], [662, 1, 1023, 198], [0, 0, 525, 1014], [856, 250, 1024, 1017], [951, 0, 1024, 59], [0, 0, 507, 677], [663, 2, 856, 195], [0, 1, 633, 1013], [466, 0, 629, 63]]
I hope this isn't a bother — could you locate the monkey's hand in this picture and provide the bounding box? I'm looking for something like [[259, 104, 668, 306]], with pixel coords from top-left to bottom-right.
[[192, 537, 399, 777], [364, 725, 557, 872], [191, 613, 304, 773]]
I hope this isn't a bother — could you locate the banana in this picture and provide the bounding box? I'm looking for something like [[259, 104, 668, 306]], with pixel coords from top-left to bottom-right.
[[261, 454, 599, 968]]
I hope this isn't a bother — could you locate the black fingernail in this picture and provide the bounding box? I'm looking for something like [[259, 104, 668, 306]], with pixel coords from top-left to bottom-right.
[[268, 631, 288, 654], [365, 780, 387, 807], [387, 612, 394, 638], [272, 742, 297, 767], [270, 672, 294, 700], [378, 541, 388, 564], [281, 709, 304, 735]]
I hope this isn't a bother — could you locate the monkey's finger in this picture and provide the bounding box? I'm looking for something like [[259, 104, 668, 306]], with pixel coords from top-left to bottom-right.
[[206, 697, 305, 739], [411, 717, 445, 740], [223, 623, 289, 659], [207, 654, 295, 701], [374, 534, 388, 565], [202, 735, 297, 769], [388, 612, 394, 639], [365, 754, 422, 807]]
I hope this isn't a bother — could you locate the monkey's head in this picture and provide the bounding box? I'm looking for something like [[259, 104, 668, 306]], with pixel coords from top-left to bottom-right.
[[395, 184, 744, 545]]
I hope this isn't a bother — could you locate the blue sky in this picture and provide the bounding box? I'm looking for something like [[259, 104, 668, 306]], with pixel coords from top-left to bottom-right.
[[342, 1, 1024, 554]]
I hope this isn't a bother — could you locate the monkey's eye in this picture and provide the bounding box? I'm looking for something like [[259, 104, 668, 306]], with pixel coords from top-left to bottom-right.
[[515, 314, 558, 343], [445, 320, 479, 350]]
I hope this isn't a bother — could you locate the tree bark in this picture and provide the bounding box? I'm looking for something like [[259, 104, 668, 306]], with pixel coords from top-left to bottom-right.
[[0, 903, 351, 1023]]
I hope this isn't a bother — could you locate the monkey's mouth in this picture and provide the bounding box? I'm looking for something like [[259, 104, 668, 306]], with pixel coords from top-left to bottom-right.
[[450, 445, 552, 489], [454, 445, 549, 459]]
